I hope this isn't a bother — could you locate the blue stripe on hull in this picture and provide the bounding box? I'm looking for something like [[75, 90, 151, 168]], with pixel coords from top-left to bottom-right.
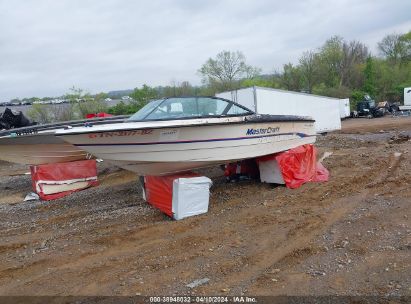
[[73, 132, 314, 147]]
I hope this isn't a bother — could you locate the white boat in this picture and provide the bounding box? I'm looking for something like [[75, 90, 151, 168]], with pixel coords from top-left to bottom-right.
[[57, 97, 316, 175], [0, 116, 128, 165]]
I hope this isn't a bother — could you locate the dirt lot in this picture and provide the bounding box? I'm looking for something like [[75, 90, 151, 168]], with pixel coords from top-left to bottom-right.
[[0, 116, 410, 297]]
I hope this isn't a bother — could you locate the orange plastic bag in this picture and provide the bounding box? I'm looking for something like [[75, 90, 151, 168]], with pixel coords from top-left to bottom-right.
[[257, 144, 329, 189]]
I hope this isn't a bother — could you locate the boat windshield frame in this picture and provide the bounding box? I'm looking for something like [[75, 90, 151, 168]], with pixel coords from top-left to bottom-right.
[[127, 96, 254, 122]]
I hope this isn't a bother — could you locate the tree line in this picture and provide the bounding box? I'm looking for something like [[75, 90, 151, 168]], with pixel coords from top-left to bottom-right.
[[27, 30, 411, 121], [111, 30, 410, 115], [27, 87, 109, 123]]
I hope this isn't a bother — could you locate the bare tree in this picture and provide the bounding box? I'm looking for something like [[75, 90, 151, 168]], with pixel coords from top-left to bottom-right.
[[199, 51, 261, 91], [53, 103, 78, 121], [317, 37, 368, 88], [179, 81, 193, 96], [339, 40, 369, 87], [378, 33, 405, 63]]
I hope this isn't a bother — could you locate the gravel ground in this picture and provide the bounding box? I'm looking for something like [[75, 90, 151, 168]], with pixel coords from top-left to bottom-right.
[[0, 116, 410, 297]]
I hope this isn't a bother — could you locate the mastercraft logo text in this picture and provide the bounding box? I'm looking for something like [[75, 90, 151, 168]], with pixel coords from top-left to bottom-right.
[[246, 127, 280, 135]]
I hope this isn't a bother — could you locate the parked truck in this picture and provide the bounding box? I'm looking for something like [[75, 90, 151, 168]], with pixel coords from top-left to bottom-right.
[[216, 86, 343, 133], [351, 95, 384, 118]]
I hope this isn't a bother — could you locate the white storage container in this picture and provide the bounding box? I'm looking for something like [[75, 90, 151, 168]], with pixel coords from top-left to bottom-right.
[[217, 86, 344, 133], [172, 177, 212, 220]]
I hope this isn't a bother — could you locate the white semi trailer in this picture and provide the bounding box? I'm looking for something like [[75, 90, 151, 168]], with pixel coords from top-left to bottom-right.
[[339, 98, 350, 119], [399, 87, 411, 111], [216, 86, 344, 133]]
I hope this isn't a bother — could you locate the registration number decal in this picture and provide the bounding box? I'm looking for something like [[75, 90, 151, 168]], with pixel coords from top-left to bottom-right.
[[88, 129, 153, 138]]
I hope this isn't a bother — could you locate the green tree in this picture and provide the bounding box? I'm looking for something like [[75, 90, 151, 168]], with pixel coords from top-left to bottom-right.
[[280, 63, 302, 91], [299, 50, 320, 93], [374, 57, 411, 102], [312, 83, 352, 99], [317, 36, 344, 87], [107, 85, 158, 115], [363, 56, 376, 97], [399, 31, 411, 62], [27, 104, 53, 123], [61, 86, 97, 119], [129, 84, 158, 105], [77, 100, 108, 118], [198, 50, 261, 91], [350, 90, 367, 111], [107, 101, 129, 115]]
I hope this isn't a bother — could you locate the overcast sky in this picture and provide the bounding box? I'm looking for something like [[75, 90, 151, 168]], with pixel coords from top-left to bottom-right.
[[0, 0, 410, 100]]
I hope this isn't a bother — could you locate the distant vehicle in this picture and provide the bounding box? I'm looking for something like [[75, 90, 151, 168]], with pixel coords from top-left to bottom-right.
[[351, 95, 384, 118], [104, 98, 112, 102], [51, 99, 64, 104], [121, 96, 132, 101]]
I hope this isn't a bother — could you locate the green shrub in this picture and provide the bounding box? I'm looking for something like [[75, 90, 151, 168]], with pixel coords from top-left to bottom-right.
[[27, 104, 54, 123], [76, 100, 108, 118], [107, 101, 145, 115]]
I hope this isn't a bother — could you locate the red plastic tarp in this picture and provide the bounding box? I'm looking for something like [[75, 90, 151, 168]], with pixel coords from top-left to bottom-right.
[[86, 112, 113, 119], [144, 172, 200, 217], [257, 144, 329, 189], [30, 159, 99, 200]]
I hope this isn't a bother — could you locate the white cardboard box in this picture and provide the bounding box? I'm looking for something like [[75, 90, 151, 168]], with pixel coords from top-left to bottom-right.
[[258, 159, 285, 184], [172, 177, 212, 220]]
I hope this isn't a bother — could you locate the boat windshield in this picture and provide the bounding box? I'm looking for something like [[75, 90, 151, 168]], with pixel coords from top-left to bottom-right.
[[128, 97, 252, 121], [127, 99, 164, 121]]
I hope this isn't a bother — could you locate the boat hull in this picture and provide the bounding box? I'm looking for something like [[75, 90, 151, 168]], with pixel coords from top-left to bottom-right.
[[108, 135, 315, 175], [0, 134, 88, 165], [0, 116, 128, 165], [59, 118, 316, 175]]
